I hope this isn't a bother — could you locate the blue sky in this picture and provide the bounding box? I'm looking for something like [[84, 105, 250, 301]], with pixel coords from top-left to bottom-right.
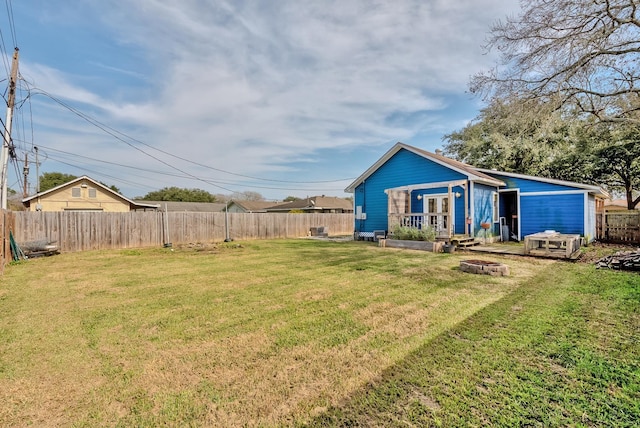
[[3, 0, 520, 201]]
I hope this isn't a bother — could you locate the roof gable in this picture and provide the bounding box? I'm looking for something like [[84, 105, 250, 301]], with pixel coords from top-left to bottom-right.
[[23, 175, 157, 209], [345, 142, 504, 192]]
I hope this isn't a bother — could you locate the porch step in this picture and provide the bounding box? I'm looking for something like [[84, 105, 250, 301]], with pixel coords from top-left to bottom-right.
[[451, 236, 479, 247]]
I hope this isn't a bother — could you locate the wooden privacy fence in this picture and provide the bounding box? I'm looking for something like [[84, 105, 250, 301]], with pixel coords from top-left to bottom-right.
[[597, 211, 640, 244], [12, 211, 354, 253]]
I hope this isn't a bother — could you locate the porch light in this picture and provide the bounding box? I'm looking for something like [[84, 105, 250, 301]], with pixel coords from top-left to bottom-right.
[[455, 192, 461, 198], [417, 194, 422, 200]]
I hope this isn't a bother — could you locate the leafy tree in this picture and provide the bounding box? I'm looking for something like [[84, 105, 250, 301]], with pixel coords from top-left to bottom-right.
[[443, 97, 577, 176], [101, 183, 120, 193], [283, 196, 301, 202], [590, 124, 640, 209], [39, 172, 78, 192], [140, 187, 217, 202], [472, 0, 640, 123], [444, 97, 640, 209]]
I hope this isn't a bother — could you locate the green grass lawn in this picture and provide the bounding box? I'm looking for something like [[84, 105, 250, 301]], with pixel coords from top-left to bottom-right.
[[0, 239, 637, 426]]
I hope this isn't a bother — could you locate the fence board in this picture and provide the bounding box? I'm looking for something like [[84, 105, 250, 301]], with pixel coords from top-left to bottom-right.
[[597, 211, 640, 244], [11, 211, 354, 253]]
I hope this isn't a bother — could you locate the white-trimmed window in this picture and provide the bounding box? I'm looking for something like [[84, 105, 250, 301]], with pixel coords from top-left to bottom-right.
[[71, 187, 81, 198], [88, 188, 97, 198]]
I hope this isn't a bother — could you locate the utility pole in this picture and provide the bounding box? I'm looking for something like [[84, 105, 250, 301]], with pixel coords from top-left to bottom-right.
[[0, 47, 19, 210], [34, 146, 40, 193], [22, 152, 28, 197]]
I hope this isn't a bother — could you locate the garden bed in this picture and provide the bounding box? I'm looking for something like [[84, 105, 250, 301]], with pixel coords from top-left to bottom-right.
[[379, 239, 444, 252]]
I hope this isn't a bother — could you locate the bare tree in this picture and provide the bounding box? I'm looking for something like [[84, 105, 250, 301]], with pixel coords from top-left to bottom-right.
[[472, 0, 640, 122], [231, 191, 264, 201]]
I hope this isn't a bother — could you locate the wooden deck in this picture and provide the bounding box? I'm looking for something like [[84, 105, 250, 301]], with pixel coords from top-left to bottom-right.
[[461, 241, 582, 260], [463, 244, 526, 256]]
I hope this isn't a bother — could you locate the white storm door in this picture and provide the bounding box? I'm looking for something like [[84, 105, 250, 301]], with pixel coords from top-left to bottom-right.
[[424, 194, 450, 234]]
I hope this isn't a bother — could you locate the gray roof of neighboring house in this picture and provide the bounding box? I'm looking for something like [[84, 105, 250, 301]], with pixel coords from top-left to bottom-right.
[[228, 200, 286, 212], [136, 201, 227, 212], [266, 196, 353, 212]]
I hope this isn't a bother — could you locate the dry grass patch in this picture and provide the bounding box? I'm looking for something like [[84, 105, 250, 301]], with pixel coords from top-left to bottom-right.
[[0, 239, 552, 426]]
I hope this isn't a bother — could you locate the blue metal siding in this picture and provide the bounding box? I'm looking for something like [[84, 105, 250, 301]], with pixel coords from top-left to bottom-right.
[[487, 173, 579, 192], [354, 148, 466, 233], [520, 193, 584, 236]]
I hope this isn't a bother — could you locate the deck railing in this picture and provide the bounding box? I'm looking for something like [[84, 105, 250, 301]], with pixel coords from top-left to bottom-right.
[[388, 213, 450, 237]]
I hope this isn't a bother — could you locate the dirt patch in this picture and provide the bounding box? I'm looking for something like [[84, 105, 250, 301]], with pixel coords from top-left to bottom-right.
[[173, 242, 244, 253], [577, 241, 639, 264]]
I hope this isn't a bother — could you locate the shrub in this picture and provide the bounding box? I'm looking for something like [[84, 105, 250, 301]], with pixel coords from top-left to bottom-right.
[[391, 225, 436, 241]]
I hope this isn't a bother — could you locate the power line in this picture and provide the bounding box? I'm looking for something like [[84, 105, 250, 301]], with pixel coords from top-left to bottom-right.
[[39, 147, 348, 193], [5, 0, 17, 48], [25, 88, 241, 193], [29, 87, 355, 185]]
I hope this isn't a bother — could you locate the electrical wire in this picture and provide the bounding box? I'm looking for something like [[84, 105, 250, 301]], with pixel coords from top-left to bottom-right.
[[36, 144, 349, 192], [0, 26, 8, 77], [5, 0, 17, 48], [27, 89, 243, 193], [29, 87, 355, 185]]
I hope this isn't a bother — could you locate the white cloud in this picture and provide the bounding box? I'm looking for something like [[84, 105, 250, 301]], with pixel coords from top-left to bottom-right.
[[16, 0, 521, 198]]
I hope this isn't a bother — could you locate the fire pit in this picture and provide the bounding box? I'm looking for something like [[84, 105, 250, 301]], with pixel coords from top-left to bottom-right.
[[460, 259, 509, 276]]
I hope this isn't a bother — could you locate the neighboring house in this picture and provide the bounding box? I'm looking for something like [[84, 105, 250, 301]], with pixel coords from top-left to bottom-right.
[[22, 176, 159, 212], [265, 196, 354, 213], [226, 200, 284, 213], [604, 199, 639, 211], [345, 142, 608, 242], [133, 201, 227, 212]]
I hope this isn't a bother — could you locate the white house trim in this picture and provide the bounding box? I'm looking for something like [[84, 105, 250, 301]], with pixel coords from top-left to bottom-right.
[[384, 179, 468, 193], [476, 168, 608, 196], [345, 143, 504, 193], [520, 190, 589, 197], [584, 192, 589, 240]]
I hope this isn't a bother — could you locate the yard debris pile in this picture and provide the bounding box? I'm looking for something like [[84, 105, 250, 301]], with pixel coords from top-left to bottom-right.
[[18, 239, 60, 258], [595, 249, 640, 271]]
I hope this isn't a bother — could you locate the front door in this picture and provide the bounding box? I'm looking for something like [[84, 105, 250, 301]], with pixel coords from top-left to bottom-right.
[[424, 195, 450, 235]]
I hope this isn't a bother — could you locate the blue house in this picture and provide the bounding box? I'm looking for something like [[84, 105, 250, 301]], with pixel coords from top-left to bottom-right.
[[345, 142, 607, 242]]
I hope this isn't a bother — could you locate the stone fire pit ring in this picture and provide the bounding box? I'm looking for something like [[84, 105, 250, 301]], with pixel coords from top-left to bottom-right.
[[460, 259, 510, 276]]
